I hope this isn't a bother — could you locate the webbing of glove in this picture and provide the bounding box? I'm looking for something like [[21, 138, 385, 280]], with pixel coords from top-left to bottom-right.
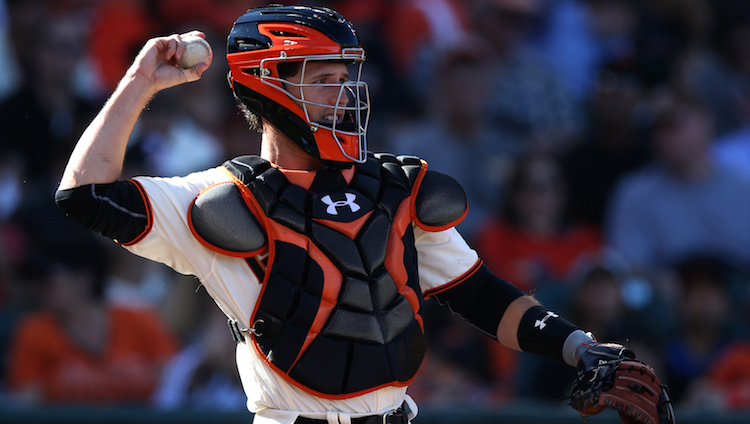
[[570, 358, 675, 424]]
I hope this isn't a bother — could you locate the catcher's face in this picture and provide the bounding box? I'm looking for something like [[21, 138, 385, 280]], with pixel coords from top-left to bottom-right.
[[283, 61, 350, 126]]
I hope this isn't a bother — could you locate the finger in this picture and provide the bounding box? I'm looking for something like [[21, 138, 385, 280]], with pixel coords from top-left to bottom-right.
[[172, 30, 206, 60], [181, 30, 206, 39], [174, 34, 187, 62], [181, 67, 201, 83], [194, 61, 210, 76], [165, 38, 179, 61]]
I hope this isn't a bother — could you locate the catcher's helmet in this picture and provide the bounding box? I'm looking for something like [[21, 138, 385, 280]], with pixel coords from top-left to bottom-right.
[[227, 5, 370, 165]]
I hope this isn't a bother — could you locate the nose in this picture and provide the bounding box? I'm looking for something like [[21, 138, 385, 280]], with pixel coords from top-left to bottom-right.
[[328, 85, 348, 109]]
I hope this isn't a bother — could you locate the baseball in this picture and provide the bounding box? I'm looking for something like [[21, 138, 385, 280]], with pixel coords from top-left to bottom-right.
[[177, 35, 213, 69]]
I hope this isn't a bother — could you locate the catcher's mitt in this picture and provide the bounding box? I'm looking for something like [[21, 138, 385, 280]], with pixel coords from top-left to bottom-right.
[[569, 343, 675, 424]]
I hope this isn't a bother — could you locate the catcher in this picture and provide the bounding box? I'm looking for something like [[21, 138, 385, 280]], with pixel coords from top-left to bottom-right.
[[55, 4, 673, 424]]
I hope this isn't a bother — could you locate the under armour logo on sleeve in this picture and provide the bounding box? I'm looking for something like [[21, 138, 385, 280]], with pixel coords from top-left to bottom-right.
[[534, 311, 559, 330], [321, 193, 360, 215]]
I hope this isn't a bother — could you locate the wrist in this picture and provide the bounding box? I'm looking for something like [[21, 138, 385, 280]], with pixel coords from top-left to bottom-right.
[[119, 68, 159, 102], [517, 305, 580, 362], [562, 330, 596, 367]]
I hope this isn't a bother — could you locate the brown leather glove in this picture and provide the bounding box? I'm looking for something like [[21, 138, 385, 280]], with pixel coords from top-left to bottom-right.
[[569, 343, 676, 424]]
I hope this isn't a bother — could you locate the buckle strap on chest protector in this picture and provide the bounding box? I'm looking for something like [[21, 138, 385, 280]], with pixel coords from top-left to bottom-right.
[[227, 318, 264, 343]]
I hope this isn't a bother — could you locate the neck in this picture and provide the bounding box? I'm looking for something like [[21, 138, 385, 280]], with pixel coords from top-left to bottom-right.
[[261, 125, 325, 171]]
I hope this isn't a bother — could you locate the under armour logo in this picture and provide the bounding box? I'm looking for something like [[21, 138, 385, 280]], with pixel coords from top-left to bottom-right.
[[534, 311, 559, 330], [321, 193, 360, 215]]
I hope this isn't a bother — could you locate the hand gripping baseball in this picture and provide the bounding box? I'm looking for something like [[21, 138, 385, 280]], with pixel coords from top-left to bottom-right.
[[128, 31, 212, 93], [569, 343, 675, 424]]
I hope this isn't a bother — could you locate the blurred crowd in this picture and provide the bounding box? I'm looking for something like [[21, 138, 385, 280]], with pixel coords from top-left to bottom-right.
[[1, 0, 750, 416]]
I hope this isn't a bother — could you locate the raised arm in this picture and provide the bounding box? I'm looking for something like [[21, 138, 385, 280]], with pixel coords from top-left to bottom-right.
[[58, 31, 210, 190]]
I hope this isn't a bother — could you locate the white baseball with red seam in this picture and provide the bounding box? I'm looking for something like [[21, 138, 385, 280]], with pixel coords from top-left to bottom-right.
[[177, 35, 212, 69]]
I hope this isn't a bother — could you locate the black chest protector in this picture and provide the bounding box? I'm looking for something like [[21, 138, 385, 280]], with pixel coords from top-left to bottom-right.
[[189, 153, 467, 397]]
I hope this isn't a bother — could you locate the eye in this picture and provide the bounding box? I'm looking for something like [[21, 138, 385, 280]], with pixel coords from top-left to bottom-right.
[[311, 75, 348, 84]]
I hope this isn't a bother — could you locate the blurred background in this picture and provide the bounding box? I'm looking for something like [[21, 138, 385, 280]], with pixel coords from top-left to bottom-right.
[[1, 0, 750, 422]]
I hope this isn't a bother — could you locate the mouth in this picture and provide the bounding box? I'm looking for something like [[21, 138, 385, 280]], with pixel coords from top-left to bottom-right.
[[320, 113, 345, 125]]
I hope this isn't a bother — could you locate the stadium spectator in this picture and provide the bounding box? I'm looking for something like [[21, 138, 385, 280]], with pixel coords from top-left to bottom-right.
[[703, 342, 750, 410], [468, 0, 586, 154], [669, 0, 750, 138], [711, 76, 750, 183], [152, 290, 245, 411], [6, 237, 178, 405], [473, 152, 602, 293], [605, 89, 750, 274], [387, 39, 514, 239], [562, 62, 650, 227], [663, 256, 740, 405], [0, 6, 100, 195]]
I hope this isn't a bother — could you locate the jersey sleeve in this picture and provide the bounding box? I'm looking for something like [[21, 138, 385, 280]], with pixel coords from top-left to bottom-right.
[[413, 225, 480, 295], [123, 168, 230, 277]]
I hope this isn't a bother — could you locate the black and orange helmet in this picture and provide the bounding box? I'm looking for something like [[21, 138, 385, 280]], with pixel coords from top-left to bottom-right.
[[227, 5, 370, 165]]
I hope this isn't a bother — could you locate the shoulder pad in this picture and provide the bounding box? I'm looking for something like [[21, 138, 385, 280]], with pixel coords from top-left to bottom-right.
[[371, 153, 424, 189], [190, 182, 267, 256], [222, 155, 271, 184], [414, 170, 467, 231]]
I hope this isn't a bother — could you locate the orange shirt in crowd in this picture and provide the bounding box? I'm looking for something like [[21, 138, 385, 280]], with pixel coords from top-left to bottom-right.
[[709, 342, 750, 410], [8, 306, 178, 404], [474, 220, 603, 293]]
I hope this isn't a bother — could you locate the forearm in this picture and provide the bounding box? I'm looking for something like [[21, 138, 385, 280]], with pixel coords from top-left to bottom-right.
[[506, 298, 595, 366], [495, 295, 539, 350], [57, 31, 208, 190], [58, 73, 155, 189], [431, 263, 594, 365]]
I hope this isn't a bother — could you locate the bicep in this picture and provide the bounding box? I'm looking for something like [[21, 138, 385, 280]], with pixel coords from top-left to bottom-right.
[[414, 226, 479, 293]]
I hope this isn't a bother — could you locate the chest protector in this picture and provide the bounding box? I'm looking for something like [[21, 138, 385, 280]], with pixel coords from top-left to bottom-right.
[[189, 153, 467, 398]]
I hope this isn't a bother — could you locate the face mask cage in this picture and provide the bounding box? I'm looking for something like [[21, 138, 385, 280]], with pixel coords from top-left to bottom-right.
[[259, 48, 371, 163]]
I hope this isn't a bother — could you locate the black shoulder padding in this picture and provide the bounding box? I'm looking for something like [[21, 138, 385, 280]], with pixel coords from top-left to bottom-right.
[[223, 155, 272, 184], [191, 183, 267, 253], [414, 170, 467, 228], [397, 155, 423, 187]]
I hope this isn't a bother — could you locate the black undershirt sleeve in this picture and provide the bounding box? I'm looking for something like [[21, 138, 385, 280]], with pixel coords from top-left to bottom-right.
[[55, 181, 151, 245], [432, 264, 580, 362], [431, 263, 525, 340]]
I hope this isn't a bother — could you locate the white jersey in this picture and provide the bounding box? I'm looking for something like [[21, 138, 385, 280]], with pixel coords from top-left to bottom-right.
[[124, 166, 479, 423]]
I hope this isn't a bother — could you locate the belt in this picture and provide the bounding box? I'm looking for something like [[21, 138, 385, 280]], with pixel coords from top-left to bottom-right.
[[294, 402, 410, 424]]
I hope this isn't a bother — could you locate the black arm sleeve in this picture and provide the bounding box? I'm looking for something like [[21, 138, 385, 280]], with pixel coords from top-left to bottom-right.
[[55, 181, 151, 245], [432, 263, 525, 339]]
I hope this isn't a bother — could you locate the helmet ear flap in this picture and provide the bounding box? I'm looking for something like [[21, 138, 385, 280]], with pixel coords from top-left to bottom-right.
[[229, 72, 266, 133]]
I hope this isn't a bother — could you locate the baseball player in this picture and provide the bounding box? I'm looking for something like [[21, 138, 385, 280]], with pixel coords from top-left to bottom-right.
[[55, 5, 673, 424]]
